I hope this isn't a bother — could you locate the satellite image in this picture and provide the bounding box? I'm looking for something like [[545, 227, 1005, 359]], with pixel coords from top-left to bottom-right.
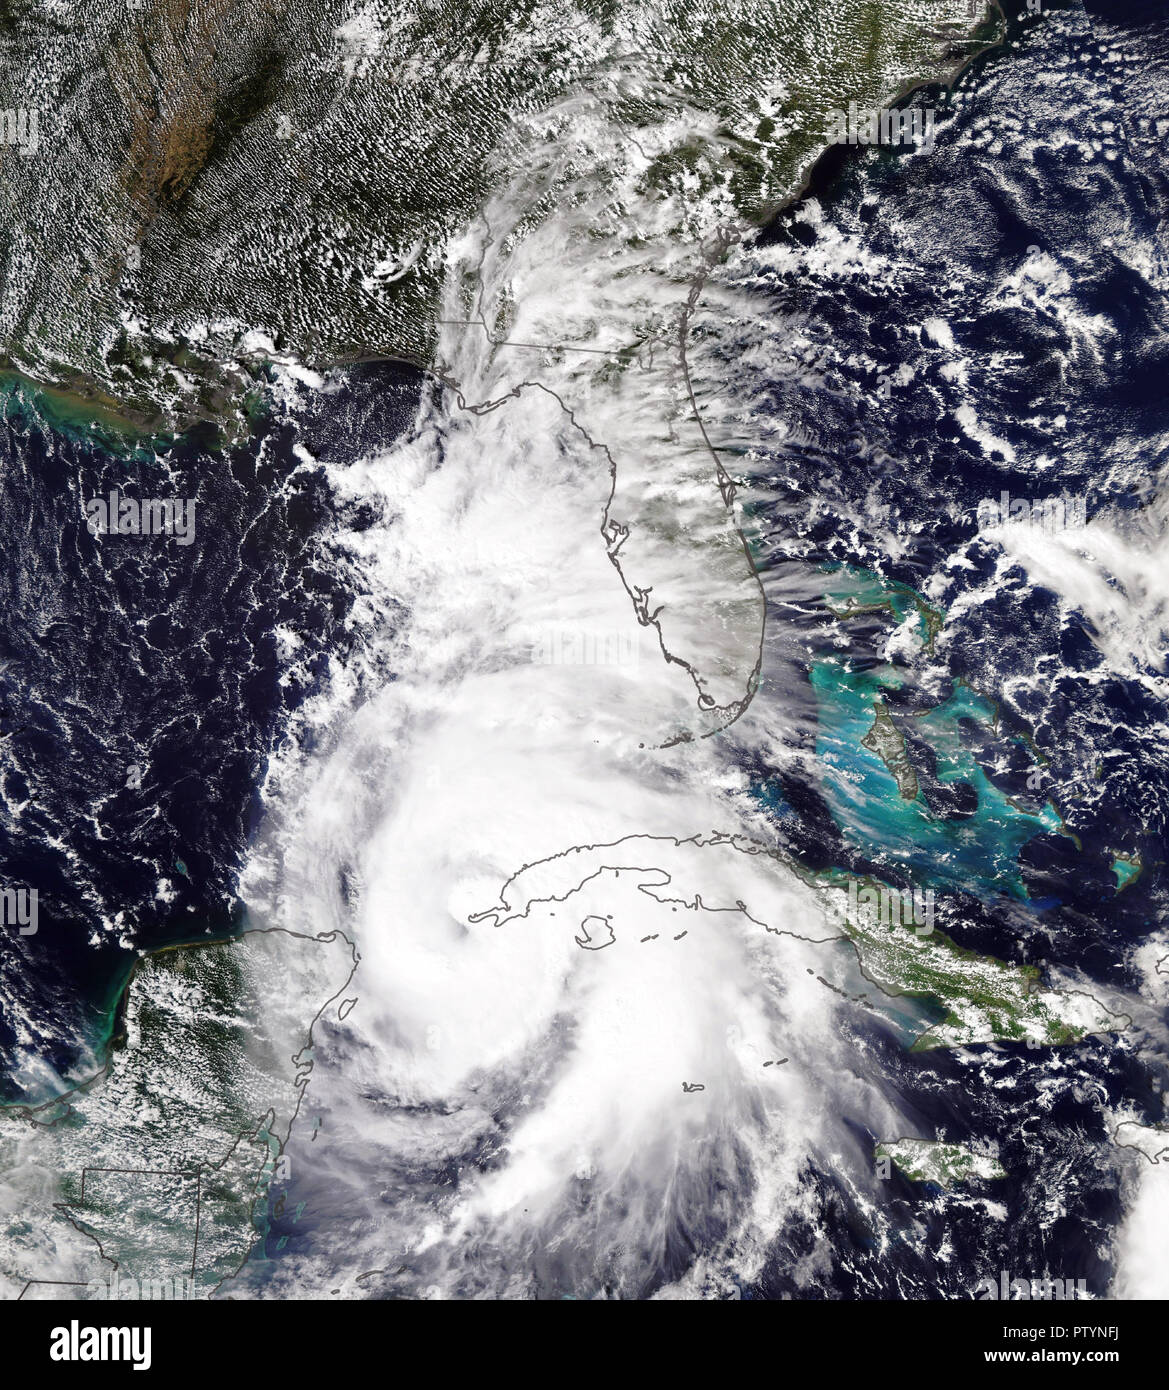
[[0, 0, 1163, 1347]]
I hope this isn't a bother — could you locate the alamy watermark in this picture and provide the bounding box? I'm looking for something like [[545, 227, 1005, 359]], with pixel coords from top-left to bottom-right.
[[0, 108, 38, 158], [825, 103, 936, 153], [50, 1319, 152, 1370], [843, 877, 934, 936], [531, 628, 639, 670], [977, 490, 1087, 534], [84, 489, 197, 546], [83, 1270, 193, 1301], [973, 1269, 1088, 1301], [2, 886, 36, 936]]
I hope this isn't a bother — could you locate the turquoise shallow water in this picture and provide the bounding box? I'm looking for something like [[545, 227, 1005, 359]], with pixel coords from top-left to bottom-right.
[[810, 567, 1069, 904]]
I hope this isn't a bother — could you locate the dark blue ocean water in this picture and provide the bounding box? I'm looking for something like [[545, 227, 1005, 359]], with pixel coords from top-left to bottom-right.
[[0, 362, 421, 1099], [731, 0, 1169, 1297], [0, 0, 1165, 1300], [260, 3, 1169, 1298]]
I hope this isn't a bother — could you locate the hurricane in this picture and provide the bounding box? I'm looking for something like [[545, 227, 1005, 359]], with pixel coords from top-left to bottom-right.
[[0, 0, 1165, 1317]]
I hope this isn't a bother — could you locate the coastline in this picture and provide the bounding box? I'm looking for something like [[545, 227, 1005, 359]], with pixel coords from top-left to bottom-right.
[[0, 0, 1024, 1123]]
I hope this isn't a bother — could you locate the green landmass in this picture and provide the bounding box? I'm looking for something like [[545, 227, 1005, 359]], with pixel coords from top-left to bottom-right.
[[876, 1138, 1007, 1187]]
